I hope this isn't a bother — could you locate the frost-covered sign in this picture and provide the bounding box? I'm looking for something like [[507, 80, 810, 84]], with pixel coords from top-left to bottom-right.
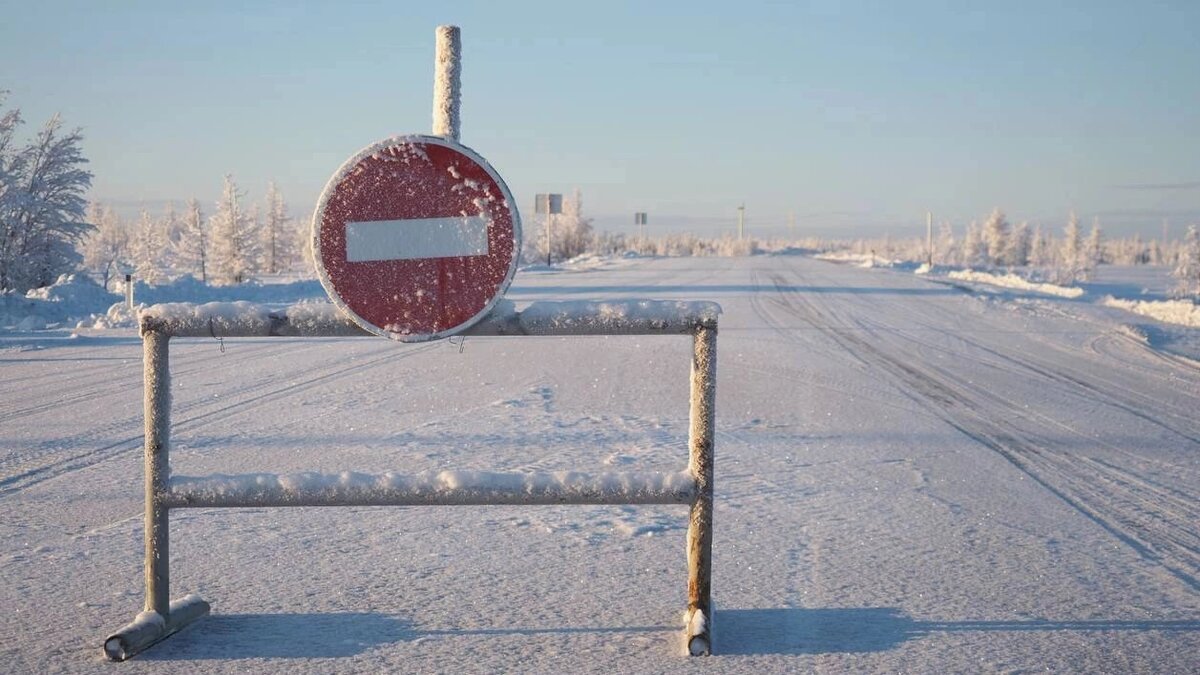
[[313, 135, 521, 341]]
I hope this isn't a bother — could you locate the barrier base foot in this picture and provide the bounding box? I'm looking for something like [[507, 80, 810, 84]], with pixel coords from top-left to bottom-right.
[[685, 606, 711, 656], [103, 594, 210, 662]]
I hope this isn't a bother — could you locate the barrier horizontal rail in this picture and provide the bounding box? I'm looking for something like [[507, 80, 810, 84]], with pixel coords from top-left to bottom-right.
[[164, 469, 697, 508], [139, 299, 721, 339]]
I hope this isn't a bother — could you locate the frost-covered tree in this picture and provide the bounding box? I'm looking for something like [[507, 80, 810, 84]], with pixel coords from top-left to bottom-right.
[[81, 202, 128, 290], [936, 221, 956, 265], [982, 208, 1011, 267], [208, 174, 259, 284], [261, 180, 294, 274], [129, 209, 168, 285], [1057, 211, 1084, 283], [1007, 221, 1030, 267], [159, 201, 181, 268], [1028, 224, 1051, 270], [526, 188, 594, 263], [1148, 238, 1165, 266], [557, 187, 594, 260], [1081, 219, 1104, 281], [1172, 225, 1200, 300], [0, 95, 93, 293], [961, 220, 987, 268], [296, 206, 315, 274], [173, 198, 208, 282]]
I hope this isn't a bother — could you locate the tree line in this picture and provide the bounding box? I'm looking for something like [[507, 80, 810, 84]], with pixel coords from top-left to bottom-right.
[[838, 208, 1200, 298], [84, 176, 306, 290]]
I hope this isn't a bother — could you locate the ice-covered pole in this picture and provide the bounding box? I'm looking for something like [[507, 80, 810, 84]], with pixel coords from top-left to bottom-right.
[[433, 25, 461, 141], [143, 330, 171, 618], [686, 323, 717, 655]]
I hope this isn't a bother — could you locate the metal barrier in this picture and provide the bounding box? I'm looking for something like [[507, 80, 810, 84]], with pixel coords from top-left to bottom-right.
[[104, 299, 719, 660]]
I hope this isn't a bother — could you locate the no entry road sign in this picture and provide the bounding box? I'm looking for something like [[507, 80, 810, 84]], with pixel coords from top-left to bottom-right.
[[313, 135, 521, 341]]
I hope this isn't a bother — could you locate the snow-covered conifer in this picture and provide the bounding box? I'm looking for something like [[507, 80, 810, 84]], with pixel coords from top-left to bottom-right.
[[81, 202, 128, 290], [962, 221, 987, 268], [1028, 224, 1051, 270], [261, 180, 294, 274], [129, 209, 168, 285], [208, 174, 259, 284], [936, 221, 956, 265], [173, 198, 208, 282], [1172, 224, 1200, 299], [1081, 219, 1103, 281], [982, 208, 1011, 267], [1058, 211, 1084, 283], [1007, 221, 1030, 267]]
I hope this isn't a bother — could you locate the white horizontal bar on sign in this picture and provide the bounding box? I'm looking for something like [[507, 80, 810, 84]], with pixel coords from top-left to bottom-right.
[[345, 216, 489, 262]]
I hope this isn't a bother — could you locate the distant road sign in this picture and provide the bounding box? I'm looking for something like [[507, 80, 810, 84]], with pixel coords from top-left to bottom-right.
[[313, 135, 520, 341], [534, 193, 563, 215]]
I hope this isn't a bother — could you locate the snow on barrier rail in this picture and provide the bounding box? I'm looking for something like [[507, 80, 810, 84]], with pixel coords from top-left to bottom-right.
[[103, 299, 720, 660]]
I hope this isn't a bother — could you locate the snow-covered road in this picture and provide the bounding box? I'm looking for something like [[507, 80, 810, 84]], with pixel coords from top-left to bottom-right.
[[2, 255, 1198, 673]]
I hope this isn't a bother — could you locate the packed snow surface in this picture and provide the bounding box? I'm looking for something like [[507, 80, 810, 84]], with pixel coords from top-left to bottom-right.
[[2, 256, 1199, 673]]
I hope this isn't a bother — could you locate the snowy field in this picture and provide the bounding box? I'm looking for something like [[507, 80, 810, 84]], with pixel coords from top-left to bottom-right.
[[2, 255, 1199, 673]]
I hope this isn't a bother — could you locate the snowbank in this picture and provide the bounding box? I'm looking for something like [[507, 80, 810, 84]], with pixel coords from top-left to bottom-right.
[[946, 270, 1084, 298], [815, 251, 901, 268], [0, 274, 119, 329], [1102, 297, 1200, 328], [0, 273, 329, 331]]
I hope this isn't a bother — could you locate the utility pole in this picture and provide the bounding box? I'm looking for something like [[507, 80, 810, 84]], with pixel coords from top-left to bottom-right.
[[737, 204, 745, 241]]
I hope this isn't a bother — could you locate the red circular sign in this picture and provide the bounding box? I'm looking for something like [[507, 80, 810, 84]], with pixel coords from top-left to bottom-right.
[[313, 135, 521, 341]]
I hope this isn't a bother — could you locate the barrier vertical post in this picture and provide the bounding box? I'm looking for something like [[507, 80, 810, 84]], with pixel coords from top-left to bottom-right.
[[144, 330, 171, 618], [432, 25, 461, 141], [686, 323, 717, 655]]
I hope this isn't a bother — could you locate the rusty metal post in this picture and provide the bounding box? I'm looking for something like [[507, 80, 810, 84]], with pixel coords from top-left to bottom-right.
[[143, 329, 171, 618], [686, 322, 717, 655]]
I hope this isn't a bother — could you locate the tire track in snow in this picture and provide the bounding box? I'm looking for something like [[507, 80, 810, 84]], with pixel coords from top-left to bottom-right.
[[757, 264, 1200, 592], [0, 340, 292, 425], [1084, 328, 1200, 383], [874, 314, 1200, 444], [0, 340, 440, 497]]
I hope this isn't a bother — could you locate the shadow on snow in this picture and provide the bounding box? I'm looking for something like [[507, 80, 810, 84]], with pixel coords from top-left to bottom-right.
[[136, 607, 1200, 660], [717, 607, 1200, 656]]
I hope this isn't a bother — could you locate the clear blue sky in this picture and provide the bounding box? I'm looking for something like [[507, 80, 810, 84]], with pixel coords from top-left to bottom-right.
[[3, 0, 1198, 238]]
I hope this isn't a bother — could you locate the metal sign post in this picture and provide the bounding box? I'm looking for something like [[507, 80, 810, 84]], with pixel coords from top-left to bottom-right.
[[535, 193, 563, 266], [635, 212, 648, 240]]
